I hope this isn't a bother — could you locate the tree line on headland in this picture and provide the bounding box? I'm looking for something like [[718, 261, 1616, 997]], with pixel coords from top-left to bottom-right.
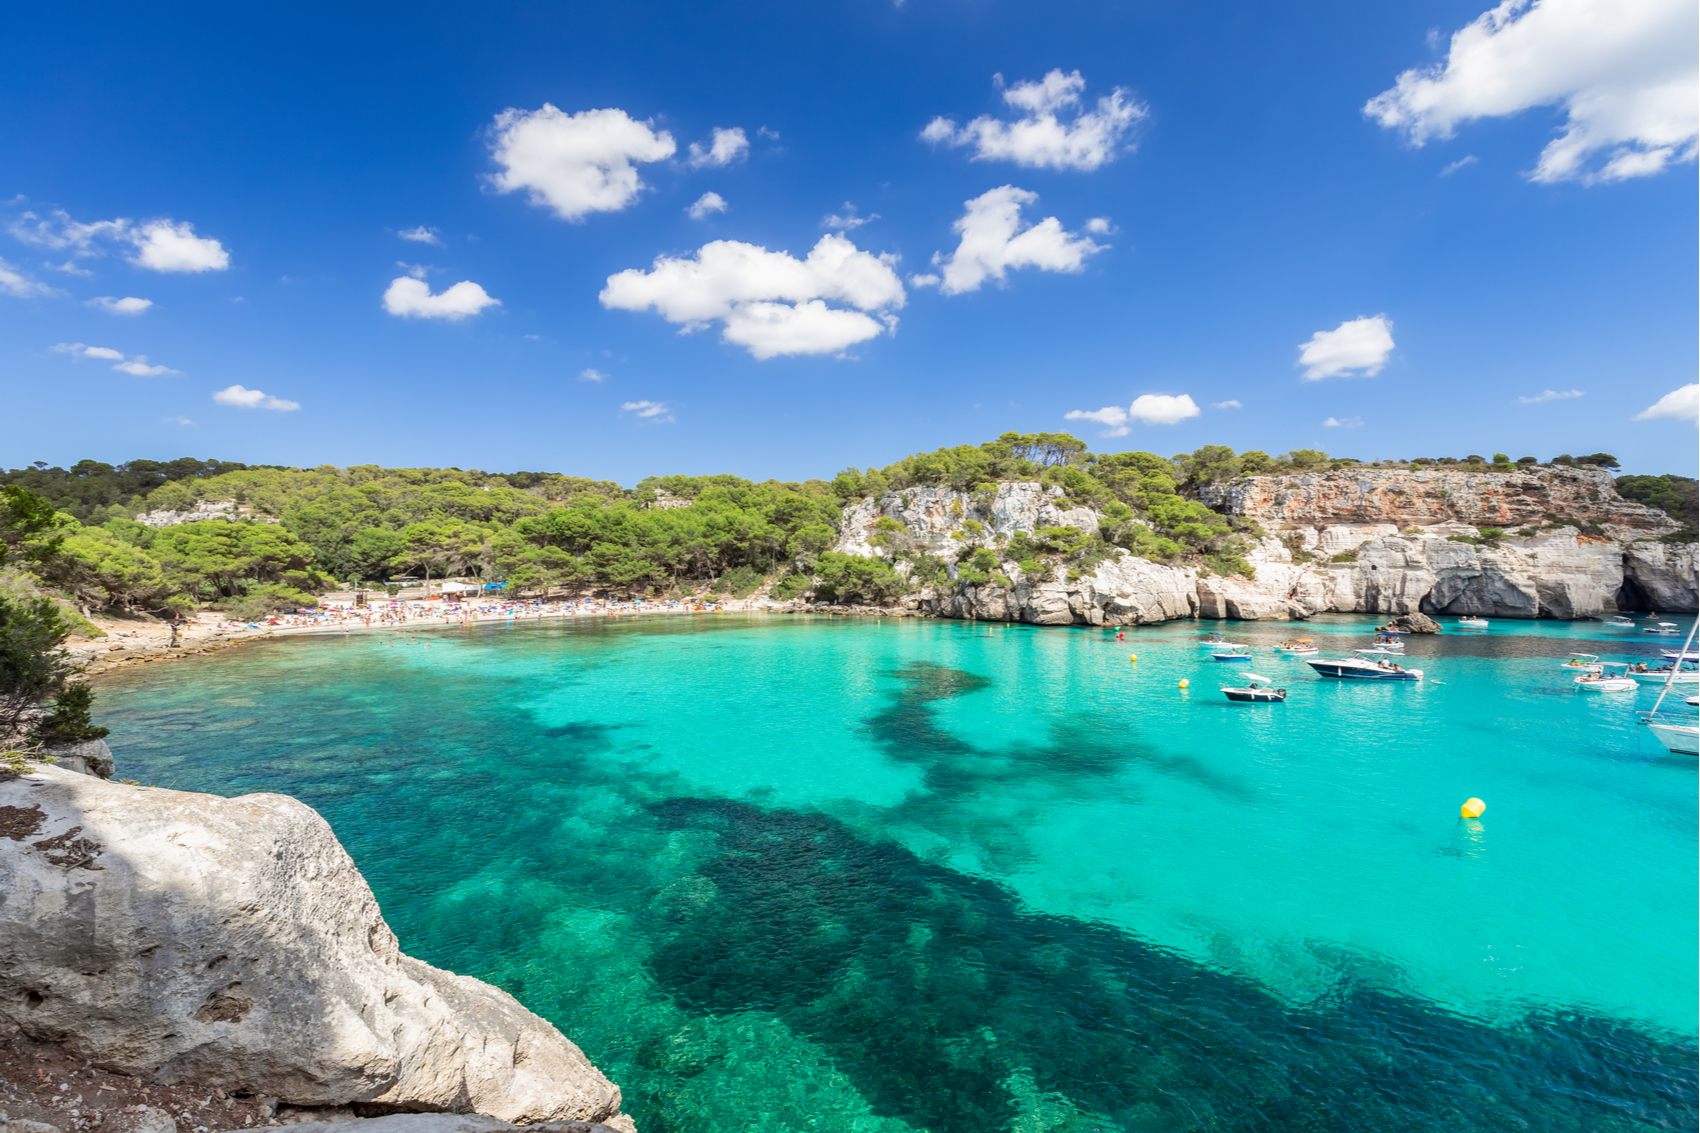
[[0, 438, 1691, 626]]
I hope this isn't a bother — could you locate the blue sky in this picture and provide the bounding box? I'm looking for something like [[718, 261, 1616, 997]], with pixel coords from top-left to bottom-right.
[[1, 0, 1694, 481]]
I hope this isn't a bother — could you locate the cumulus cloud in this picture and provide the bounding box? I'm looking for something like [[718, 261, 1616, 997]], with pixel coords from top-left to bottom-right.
[[579, 368, 609, 382], [488, 104, 676, 221], [1518, 388, 1583, 402], [382, 276, 501, 321], [1129, 393, 1200, 425], [0, 257, 60, 298], [113, 357, 177, 376], [8, 209, 229, 271], [687, 127, 749, 168], [213, 384, 299, 411], [130, 221, 229, 272], [1322, 416, 1365, 428], [88, 295, 152, 315], [823, 203, 878, 231], [622, 399, 673, 421], [1365, 0, 1698, 183], [1440, 155, 1480, 176], [1297, 315, 1395, 380], [921, 186, 1104, 296], [600, 233, 905, 359], [687, 192, 728, 220], [54, 342, 125, 361], [1066, 394, 1200, 433], [1213, 399, 1242, 409], [1064, 405, 1130, 436], [1633, 382, 1699, 421], [398, 226, 444, 245], [921, 69, 1147, 171]]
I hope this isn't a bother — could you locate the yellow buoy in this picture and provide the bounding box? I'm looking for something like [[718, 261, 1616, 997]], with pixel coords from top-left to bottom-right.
[[1460, 797, 1486, 818], [1178, 679, 1189, 688], [1129, 654, 1138, 662]]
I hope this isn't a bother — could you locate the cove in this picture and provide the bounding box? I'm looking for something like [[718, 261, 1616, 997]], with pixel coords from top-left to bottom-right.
[[95, 614, 1698, 1132]]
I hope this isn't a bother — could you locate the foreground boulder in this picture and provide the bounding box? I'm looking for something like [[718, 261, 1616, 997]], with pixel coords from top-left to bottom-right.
[[0, 767, 631, 1130]]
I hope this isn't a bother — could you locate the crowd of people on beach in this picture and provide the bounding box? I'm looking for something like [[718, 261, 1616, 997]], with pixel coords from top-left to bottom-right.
[[220, 594, 759, 635]]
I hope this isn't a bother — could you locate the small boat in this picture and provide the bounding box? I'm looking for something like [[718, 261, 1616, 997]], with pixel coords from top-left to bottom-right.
[[1371, 634, 1406, 652], [1305, 656, 1423, 681], [1273, 638, 1318, 655], [1457, 616, 1489, 628], [1199, 632, 1232, 646], [1222, 672, 1287, 703], [1210, 645, 1253, 661], [1558, 653, 1602, 672], [1374, 624, 1411, 635], [1626, 665, 1700, 685], [1608, 616, 1636, 628], [1644, 622, 1680, 634], [1575, 663, 1637, 692], [1660, 650, 1700, 662], [1639, 624, 1700, 755]]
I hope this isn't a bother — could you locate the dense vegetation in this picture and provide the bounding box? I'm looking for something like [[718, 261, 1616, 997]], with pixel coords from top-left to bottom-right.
[[0, 439, 1684, 617], [1614, 474, 1698, 541]]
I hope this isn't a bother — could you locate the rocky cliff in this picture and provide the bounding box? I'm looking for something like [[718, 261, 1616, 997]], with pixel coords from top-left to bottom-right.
[[834, 472, 1696, 624], [1199, 465, 1677, 542], [0, 766, 633, 1132]]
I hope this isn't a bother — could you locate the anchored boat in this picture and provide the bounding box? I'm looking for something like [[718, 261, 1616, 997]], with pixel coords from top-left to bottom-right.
[[1305, 656, 1423, 681], [1575, 662, 1637, 692], [1639, 623, 1700, 756], [1273, 638, 1318, 655], [1558, 653, 1603, 672], [1458, 616, 1489, 628], [1222, 672, 1287, 703]]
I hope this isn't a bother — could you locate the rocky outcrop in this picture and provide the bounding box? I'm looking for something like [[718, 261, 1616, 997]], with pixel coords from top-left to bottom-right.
[[912, 551, 1197, 625], [1621, 542, 1699, 612], [0, 767, 632, 1131], [137, 502, 279, 529], [834, 483, 1098, 558], [1200, 465, 1677, 542], [40, 738, 114, 780]]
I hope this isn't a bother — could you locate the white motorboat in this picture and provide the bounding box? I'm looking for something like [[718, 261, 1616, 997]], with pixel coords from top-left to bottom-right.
[[1557, 653, 1602, 672], [1273, 637, 1318, 655], [1370, 634, 1406, 652], [1575, 663, 1636, 692], [1659, 650, 1699, 662], [1644, 622, 1680, 634], [1222, 672, 1287, 703], [1199, 632, 1232, 647], [1626, 666, 1700, 685], [1639, 624, 1700, 755], [1305, 656, 1423, 681], [1458, 616, 1489, 628], [1355, 647, 1404, 658], [1210, 645, 1253, 661], [1608, 616, 1636, 628]]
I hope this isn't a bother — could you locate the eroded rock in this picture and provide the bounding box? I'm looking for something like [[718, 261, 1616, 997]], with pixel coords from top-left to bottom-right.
[[0, 768, 630, 1129]]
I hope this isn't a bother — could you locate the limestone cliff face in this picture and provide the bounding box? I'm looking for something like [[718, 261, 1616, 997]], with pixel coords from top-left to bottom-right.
[[1199, 465, 1676, 542], [834, 472, 1694, 623], [0, 767, 632, 1130], [834, 483, 1099, 558]]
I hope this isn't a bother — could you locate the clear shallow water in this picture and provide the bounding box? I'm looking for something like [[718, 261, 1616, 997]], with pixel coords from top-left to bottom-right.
[[97, 613, 1698, 1132]]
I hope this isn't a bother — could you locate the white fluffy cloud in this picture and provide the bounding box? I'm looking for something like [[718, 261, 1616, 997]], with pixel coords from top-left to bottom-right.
[[1633, 383, 1699, 421], [130, 221, 229, 272], [398, 226, 444, 245], [488, 104, 676, 221], [823, 204, 877, 231], [687, 192, 728, 220], [0, 257, 60, 298], [1213, 399, 1243, 409], [600, 234, 905, 359], [687, 127, 749, 168], [8, 209, 228, 271], [920, 186, 1104, 296], [55, 342, 125, 361], [382, 276, 501, 321], [1322, 415, 1365, 428], [1518, 388, 1583, 402], [579, 368, 609, 382], [1064, 405, 1130, 436], [1066, 393, 1200, 434], [1297, 316, 1395, 380], [113, 357, 177, 376], [921, 70, 1147, 171], [1365, 0, 1698, 183], [213, 384, 299, 411], [88, 296, 152, 315], [622, 399, 673, 421]]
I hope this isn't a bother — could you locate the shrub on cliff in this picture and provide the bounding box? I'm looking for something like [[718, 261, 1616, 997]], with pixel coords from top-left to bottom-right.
[[1615, 474, 1697, 535], [34, 682, 109, 743]]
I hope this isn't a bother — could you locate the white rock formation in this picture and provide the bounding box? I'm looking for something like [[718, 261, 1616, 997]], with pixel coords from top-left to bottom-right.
[[137, 501, 280, 528], [0, 767, 631, 1130], [915, 551, 1198, 625]]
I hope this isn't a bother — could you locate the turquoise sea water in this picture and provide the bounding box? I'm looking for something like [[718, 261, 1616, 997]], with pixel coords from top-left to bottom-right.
[[96, 613, 1697, 1132]]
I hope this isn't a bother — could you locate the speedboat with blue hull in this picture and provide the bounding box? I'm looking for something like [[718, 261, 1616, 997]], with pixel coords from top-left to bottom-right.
[[1305, 656, 1424, 681]]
